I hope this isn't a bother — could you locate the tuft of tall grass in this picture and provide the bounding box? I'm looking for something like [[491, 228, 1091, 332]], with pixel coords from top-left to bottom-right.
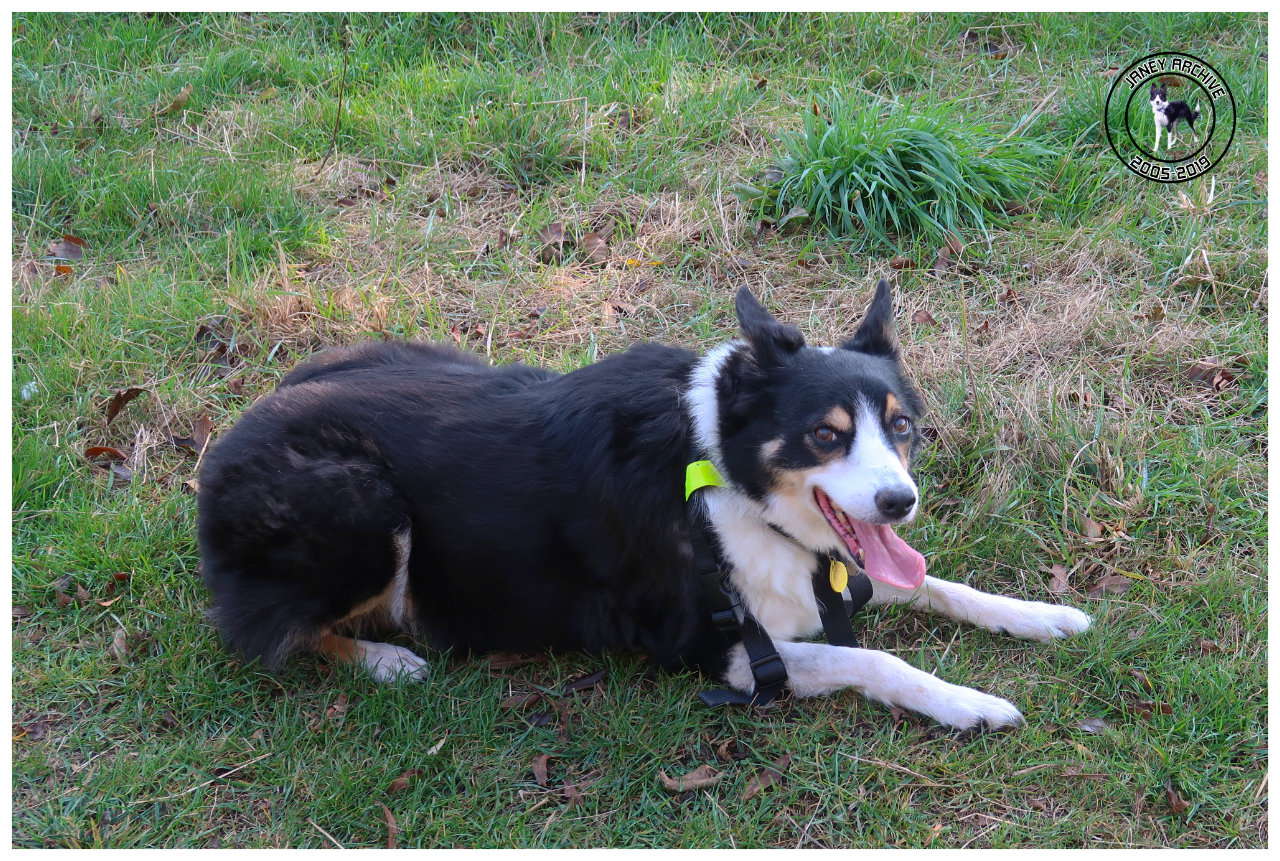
[[737, 92, 1053, 251]]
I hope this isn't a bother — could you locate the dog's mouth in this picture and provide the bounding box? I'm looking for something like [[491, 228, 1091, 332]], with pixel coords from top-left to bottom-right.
[[814, 488, 926, 590]]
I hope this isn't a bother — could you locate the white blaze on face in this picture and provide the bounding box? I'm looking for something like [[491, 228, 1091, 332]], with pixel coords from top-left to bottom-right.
[[806, 399, 926, 590], [812, 399, 917, 524]]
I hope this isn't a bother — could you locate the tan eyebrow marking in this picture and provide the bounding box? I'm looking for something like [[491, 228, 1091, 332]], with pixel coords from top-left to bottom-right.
[[822, 406, 853, 433]]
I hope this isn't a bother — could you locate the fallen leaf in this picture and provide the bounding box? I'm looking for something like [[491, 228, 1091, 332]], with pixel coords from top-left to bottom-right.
[[603, 301, 636, 322], [525, 711, 555, 728], [1185, 360, 1238, 393], [16, 719, 50, 741], [13, 605, 33, 620], [335, 196, 358, 207], [501, 692, 544, 711], [562, 780, 584, 805], [97, 596, 123, 608], [379, 802, 398, 849], [155, 83, 193, 117], [109, 627, 129, 661], [932, 245, 954, 276], [754, 78, 767, 91], [1159, 76, 1183, 88], [538, 222, 571, 264], [888, 256, 916, 270], [1082, 518, 1104, 540], [532, 753, 553, 787], [76, 583, 91, 604], [1048, 563, 1071, 593], [1193, 637, 1222, 654], [1028, 797, 1048, 811], [1075, 717, 1110, 734], [85, 446, 127, 462], [425, 733, 448, 755], [386, 769, 423, 794], [580, 232, 610, 266], [998, 287, 1021, 305], [973, 318, 990, 335], [945, 234, 965, 256], [1000, 200, 1031, 216], [742, 754, 790, 801], [182, 478, 200, 494], [1099, 66, 1121, 77], [1145, 301, 1166, 323], [1087, 575, 1133, 599], [47, 235, 87, 260], [324, 693, 349, 724], [563, 669, 607, 695], [1165, 780, 1191, 814], [189, 411, 212, 452], [1130, 699, 1173, 718], [104, 387, 146, 424], [911, 309, 939, 326], [488, 651, 544, 669], [54, 264, 74, 276], [659, 763, 723, 792], [716, 738, 748, 761]]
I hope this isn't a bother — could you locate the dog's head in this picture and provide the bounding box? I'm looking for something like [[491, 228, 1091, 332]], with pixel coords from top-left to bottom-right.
[[1150, 83, 1168, 107], [707, 281, 927, 589]]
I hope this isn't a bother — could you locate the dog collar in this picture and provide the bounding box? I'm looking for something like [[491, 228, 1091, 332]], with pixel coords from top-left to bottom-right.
[[685, 460, 727, 500]]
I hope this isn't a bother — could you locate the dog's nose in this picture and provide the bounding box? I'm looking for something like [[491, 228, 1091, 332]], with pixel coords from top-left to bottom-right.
[[875, 486, 917, 520]]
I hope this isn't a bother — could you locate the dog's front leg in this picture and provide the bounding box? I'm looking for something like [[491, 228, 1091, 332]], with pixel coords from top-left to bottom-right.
[[723, 641, 1023, 730], [869, 575, 1091, 641]]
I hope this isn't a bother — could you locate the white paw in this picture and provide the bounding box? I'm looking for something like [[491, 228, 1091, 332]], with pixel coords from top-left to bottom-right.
[[360, 642, 430, 683], [923, 684, 1025, 731], [1010, 602, 1092, 641], [975, 599, 1092, 642]]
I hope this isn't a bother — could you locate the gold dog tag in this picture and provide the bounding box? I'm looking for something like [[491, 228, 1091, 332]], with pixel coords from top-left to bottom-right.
[[829, 559, 848, 593]]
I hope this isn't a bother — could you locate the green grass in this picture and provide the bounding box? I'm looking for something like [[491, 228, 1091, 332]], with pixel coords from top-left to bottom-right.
[[737, 93, 1052, 250], [11, 11, 1267, 848]]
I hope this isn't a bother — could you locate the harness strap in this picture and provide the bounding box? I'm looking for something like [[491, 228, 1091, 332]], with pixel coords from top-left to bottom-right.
[[686, 460, 873, 708], [813, 556, 874, 648]]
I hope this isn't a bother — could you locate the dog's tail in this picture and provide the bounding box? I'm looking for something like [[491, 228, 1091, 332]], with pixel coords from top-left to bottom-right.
[[1193, 103, 1202, 121]]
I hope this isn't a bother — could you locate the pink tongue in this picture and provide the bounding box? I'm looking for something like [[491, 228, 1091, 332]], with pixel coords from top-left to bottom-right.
[[851, 521, 926, 589]]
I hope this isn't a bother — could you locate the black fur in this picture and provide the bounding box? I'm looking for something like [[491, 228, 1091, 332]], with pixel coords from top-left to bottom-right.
[[198, 285, 918, 681], [1150, 83, 1201, 139]]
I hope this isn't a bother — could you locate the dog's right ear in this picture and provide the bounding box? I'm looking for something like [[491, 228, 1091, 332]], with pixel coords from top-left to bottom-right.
[[735, 286, 805, 366], [841, 279, 898, 357]]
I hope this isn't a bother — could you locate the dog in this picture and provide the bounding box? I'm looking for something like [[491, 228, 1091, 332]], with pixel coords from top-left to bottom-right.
[[197, 281, 1091, 730], [1150, 82, 1202, 152]]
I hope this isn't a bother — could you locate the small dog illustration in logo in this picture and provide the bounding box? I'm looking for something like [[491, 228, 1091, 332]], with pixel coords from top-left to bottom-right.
[[1150, 82, 1201, 152]]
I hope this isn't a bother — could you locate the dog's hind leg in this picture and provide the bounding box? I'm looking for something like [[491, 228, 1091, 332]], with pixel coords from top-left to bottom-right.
[[319, 633, 430, 682], [868, 575, 1091, 641]]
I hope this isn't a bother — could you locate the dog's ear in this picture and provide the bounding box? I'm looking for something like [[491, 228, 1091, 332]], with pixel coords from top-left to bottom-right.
[[735, 286, 804, 365], [841, 279, 898, 357]]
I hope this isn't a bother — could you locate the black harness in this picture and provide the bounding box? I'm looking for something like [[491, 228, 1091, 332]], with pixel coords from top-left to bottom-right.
[[687, 488, 874, 707]]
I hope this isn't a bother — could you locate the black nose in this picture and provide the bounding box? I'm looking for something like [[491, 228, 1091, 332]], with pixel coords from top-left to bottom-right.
[[875, 487, 917, 520]]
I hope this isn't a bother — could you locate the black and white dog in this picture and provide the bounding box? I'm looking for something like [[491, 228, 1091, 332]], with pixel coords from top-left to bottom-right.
[[198, 281, 1090, 730], [1150, 82, 1202, 152]]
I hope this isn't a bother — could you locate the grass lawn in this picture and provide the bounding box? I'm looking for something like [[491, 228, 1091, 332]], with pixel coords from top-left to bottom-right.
[[10, 11, 1267, 848]]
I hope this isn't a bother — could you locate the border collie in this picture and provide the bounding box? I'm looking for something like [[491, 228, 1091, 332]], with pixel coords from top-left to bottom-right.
[[198, 281, 1091, 730], [1150, 82, 1201, 152]]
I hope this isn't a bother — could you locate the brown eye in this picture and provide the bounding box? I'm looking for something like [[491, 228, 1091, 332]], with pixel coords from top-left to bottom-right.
[[814, 425, 837, 443], [891, 415, 911, 435]]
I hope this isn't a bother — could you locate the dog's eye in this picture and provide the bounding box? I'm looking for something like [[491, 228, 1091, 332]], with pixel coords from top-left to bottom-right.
[[891, 415, 911, 435], [813, 425, 838, 443]]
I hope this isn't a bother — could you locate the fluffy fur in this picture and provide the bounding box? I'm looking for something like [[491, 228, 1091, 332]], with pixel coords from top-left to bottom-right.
[[198, 281, 1091, 730]]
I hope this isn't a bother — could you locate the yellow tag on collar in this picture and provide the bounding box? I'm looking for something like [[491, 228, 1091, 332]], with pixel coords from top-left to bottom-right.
[[829, 559, 849, 593], [685, 460, 727, 500]]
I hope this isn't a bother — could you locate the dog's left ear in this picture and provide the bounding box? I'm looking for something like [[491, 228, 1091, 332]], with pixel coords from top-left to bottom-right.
[[735, 286, 805, 366], [841, 279, 898, 357]]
